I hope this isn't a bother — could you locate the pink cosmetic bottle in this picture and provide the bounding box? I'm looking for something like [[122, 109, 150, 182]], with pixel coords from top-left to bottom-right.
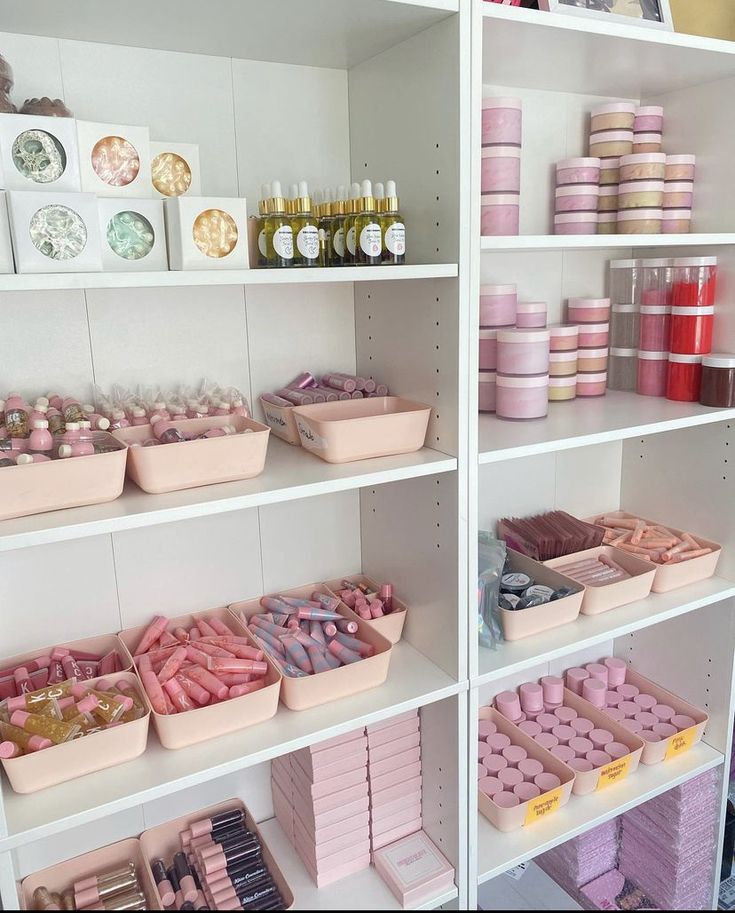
[[46, 392, 63, 411], [28, 402, 48, 425], [85, 412, 111, 431], [131, 406, 148, 426], [58, 441, 95, 458], [29, 419, 53, 452], [231, 397, 250, 418], [62, 422, 82, 444], [110, 409, 130, 430], [149, 401, 170, 422]]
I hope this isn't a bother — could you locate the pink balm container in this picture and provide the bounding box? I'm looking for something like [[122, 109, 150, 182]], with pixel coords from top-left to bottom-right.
[[577, 347, 609, 374], [516, 301, 547, 328], [518, 758, 544, 782], [620, 153, 666, 182], [569, 736, 594, 758], [502, 745, 527, 768], [604, 657, 627, 687], [496, 328, 550, 375], [635, 106, 664, 133], [589, 728, 614, 749], [514, 782, 541, 802], [537, 713, 559, 733], [482, 194, 520, 236], [479, 330, 498, 370], [555, 211, 598, 235], [663, 210, 692, 234], [496, 374, 549, 421], [578, 323, 609, 349], [576, 372, 607, 397], [541, 675, 564, 705], [586, 663, 609, 686], [549, 324, 579, 352], [487, 732, 512, 752], [478, 370, 497, 414], [569, 758, 593, 772], [665, 154, 696, 182], [551, 724, 575, 746], [518, 720, 541, 739], [535, 732, 558, 751], [568, 298, 610, 324], [571, 718, 594, 736], [519, 682, 544, 713], [606, 742, 629, 760], [617, 683, 639, 700], [582, 677, 606, 708], [493, 791, 520, 809], [482, 146, 521, 193], [587, 750, 613, 768], [554, 706, 577, 724], [535, 772, 561, 792], [479, 720, 497, 739], [566, 667, 589, 695], [639, 306, 671, 351], [556, 157, 601, 186], [482, 96, 522, 145], [664, 181, 694, 209], [480, 284, 517, 327], [499, 767, 524, 790], [637, 351, 668, 397], [555, 185, 600, 213], [495, 690, 522, 721], [551, 745, 574, 764], [619, 701, 640, 719], [479, 776, 502, 798], [484, 754, 508, 776], [617, 208, 662, 234]]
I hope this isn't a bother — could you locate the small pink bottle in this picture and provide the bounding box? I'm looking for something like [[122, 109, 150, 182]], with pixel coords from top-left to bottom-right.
[[62, 422, 82, 444], [131, 407, 148, 426], [58, 441, 95, 458], [85, 412, 111, 431], [149, 401, 170, 422], [110, 409, 130, 430], [29, 420, 53, 452], [231, 397, 250, 418], [28, 402, 49, 425]]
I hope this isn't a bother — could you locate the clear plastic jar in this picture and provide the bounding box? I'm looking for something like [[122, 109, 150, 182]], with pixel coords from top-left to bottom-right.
[[640, 257, 672, 308], [608, 348, 638, 392], [637, 351, 668, 397], [610, 305, 640, 349], [671, 257, 717, 308], [609, 259, 640, 307], [639, 305, 670, 352]]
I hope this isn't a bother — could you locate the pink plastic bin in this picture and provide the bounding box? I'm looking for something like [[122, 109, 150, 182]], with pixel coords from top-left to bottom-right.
[[291, 397, 430, 464], [260, 396, 302, 446], [118, 608, 281, 750], [0, 434, 127, 521], [324, 573, 407, 644], [113, 414, 270, 493]]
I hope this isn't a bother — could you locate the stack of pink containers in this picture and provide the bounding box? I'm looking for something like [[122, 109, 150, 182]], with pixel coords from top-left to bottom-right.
[[479, 283, 517, 413], [567, 297, 611, 397], [367, 710, 423, 854], [481, 96, 521, 236], [664, 155, 696, 233], [271, 730, 371, 887], [555, 158, 600, 236]]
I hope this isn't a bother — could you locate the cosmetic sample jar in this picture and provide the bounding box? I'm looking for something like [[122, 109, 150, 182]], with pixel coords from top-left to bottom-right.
[[481, 194, 520, 236], [591, 103, 636, 133], [482, 97, 522, 145], [496, 374, 549, 420], [556, 158, 601, 186], [497, 328, 550, 376], [620, 153, 666, 182], [479, 329, 499, 370], [639, 306, 670, 352], [665, 155, 696, 182], [618, 180, 664, 210], [597, 212, 617, 234], [617, 209, 662, 234], [637, 351, 668, 397], [549, 350, 578, 377], [579, 323, 610, 349], [516, 301, 547, 328], [482, 146, 521, 193], [597, 186, 619, 212], [632, 133, 663, 153], [578, 347, 609, 374], [576, 372, 608, 397], [568, 298, 611, 324], [667, 353, 703, 402], [640, 257, 671, 307], [549, 375, 577, 402], [480, 284, 517, 327], [662, 210, 691, 234], [700, 355, 735, 407], [670, 306, 714, 355], [608, 348, 638, 392], [590, 130, 633, 159], [555, 185, 599, 213], [664, 181, 694, 209], [611, 305, 640, 349], [549, 324, 579, 352], [600, 157, 621, 186], [479, 370, 497, 413], [554, 212, 598, 235], [671, 257, 717, 307], [635, 106, 664, 133]]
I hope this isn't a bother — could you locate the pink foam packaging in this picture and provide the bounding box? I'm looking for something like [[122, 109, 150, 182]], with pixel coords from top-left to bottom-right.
[[368, 730, 421, 763]]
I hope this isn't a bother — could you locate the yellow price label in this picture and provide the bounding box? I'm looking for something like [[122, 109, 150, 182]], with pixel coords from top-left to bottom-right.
[[524, 786, 563, 826], [596, 754, 632, 790], [665, 726, 698, 760]]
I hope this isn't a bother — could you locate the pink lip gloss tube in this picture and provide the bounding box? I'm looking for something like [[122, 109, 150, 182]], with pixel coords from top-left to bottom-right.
[[297, 607, 342, 622], [163, 678, 195, 712], [175, 673, 211, 706], [283, 638, 314, 674], [288, 372, 316, 390], [134, 615, 170, 656], [260, 595, 298, 615], [335, 618, 359, 635], [209, 657, 268, 675], [334, 632, 374, 657], [157, 646, 188, 683], [327, 640, 362, 665], [307, 646, 332, 674], [311, 592, 341, 612], [184, 665, 229, 700]]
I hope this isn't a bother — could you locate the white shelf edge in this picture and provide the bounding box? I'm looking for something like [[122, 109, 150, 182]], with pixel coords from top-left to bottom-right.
[[475, 576, 735, 687], [480, 234, 735, 253], [477, 743, 724, 885], [0, 263, 458, 292], [0, 644, 466, 852], [258, 817, 459, 911]]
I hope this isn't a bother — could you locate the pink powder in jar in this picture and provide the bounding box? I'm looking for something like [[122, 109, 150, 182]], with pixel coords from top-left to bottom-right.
[[482, 96, 522, 145], [481, 194, 520, 236], [556, 157, 601, 185], [496, 374, 549, 420]]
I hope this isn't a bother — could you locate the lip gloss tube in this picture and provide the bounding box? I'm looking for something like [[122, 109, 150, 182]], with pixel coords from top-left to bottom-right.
[[0, 740, 21, 758], [190, 809, 247, 839], [334, 632, 374, 657], [173, 852, 198, 903], [163, 678, 195, 712], [327, 639, 362, 665], [283, 638, 313, 674], [209, 657, 268, 675], [134, 615, 170, 656], [207, 862, 270, 900], [9, 710, 80, 744], [0, 720, 53, 751], [157, 646, 188, 684], [335, 618, 359, 635], [296, 607, 342, 622], [151, 860, 175, 907], [184, 665, 229, 700]]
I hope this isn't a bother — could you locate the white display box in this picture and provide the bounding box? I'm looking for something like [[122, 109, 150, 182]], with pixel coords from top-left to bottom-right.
[[7, 190, 102, 273], [0, 192, 14, 273], [76, 121, 152, 198], [149, 141, 202, 198], [0, 114, 82, 193], [164, 196, 250, 270], [97, 198, 168, 272]]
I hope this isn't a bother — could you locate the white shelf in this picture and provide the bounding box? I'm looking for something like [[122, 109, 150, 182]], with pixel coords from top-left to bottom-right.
[[482, 3, 735, 96], [478, 861, 581, 911], [477, 742, 724, 885], [0, 440, 456, 553], [1, 0, 458, 68], [0, 641, 463, 851], [479, 391, 735, 464], [258, 817, 459, 911], [477, 575, 735, 686], [481, 235, 735, 253], [0, 263, 458, 292]]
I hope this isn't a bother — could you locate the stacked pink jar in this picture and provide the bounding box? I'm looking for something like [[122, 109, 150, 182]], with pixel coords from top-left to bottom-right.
[[479, 284, 516, 415], [548, 325, 578, 403], [637, 350, 668, 397], [496, 328, 550, 420], [516, 301, 547, 328], [554, 158, 600, 236], [482, 97, 522, 236], [633, 106, 663, 152]]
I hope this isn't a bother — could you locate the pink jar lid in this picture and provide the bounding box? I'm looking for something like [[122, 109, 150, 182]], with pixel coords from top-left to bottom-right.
[[640, 305, 670, 314], [672, 306, 714, 316], [653, 722, 678, 738], [497, 374, 550, 389], [617, 209, 663, 221], [551, 745, 575, 763], [541, 675, 564, 702], [518, 757, 544, 778], [606, 707, 625, 722], [621, 153, 666, 165], [638, 351, 668, 361], [634, 693, 656, 710], [652, 704, 674, 720], [606, 690, 622, 706], [577, 372, 608, 384], [663, 210, 693, 220], [672, 256, 717, 266], [481, 283, 516, 295], [621, 718, 643, 733], [617, 683, 639, 699], [569, 297, 610, 307], [635, 711, 658, 728], [592, 102, 636, 116], [497, 328, 550, 343], [569, 736, 593, 757], [586, 663, 609, 682], [496, 690, 522, 717], [535, 732, 558, 750], [557, 157, 601, 169], [514, 782, 541, 801], [519, 682, 544, 710], [639, 731, 661, 743], [579, 323, 610, 333], [554, 212, 599, 224], [611, 348, 638, 357], [619, 180, 664, 192], [590, 130, 634, 142], [479, 370, 497, 385], [666, 154, 696, 164], [549, 376, 577, 388], [552, 724, 576, 744], [487, 732, 512, 751], [633, 133, 663, 142], [664, 181, 694, 191], [549, 324, 579, 336], [535, 772, 562, 792], [587, 749, 613, 767], [599, 187, 619, 197], [478, 741, 493, 761], [636, 106, 664, 117], [499, 767, 524, 788], [672, 714, 696, 730], [479, 329, 499, 340], [605, 742, 630, 760], [703, 354, 735, 368], [481, 193, 520, 206], [502, 745, 528, 766], [554, 705, 577, 723], [550, 351, 578, 362], [579, 347, 609, 358], [484, 754, 509, 775], [482, 145, 522, 159], [479, 776, 503, 797], [568, 757, 593, 772], [479, 719, 497, 738], [604, 656, 627, 682], [555, 184, 600, 196], [619, 700, 640, 718], [518, 720, 542, 738], [483, 96, 522, 110], [492, 791, 520, 809], [517, 301, 547, 312]]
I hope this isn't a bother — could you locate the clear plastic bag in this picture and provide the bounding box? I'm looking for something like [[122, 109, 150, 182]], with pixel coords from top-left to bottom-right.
[[478, 531, 506, 649]]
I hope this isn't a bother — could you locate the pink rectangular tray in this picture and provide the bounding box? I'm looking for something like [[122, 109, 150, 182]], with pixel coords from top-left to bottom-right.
[[0, 435, 127, 521], [112, 414, 270, 494], [500, 550, 584, 641], [587, 510, 722, 593], [544, 545, 656, 615], [21, 838, 162, 911], [324, 573, 408, 644], [291, 396, 431, 463], [118, 607, 281, 750], [2, 671, 149, 794], [230, 583, 393, 711], [259, 395, 302, 445], [139, 798, 294, 909]]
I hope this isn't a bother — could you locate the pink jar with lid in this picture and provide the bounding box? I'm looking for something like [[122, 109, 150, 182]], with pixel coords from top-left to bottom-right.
[[555, 212, 598, 235], [479, 370, 497, 413], [549, 324, 579, 352], [590, 130, 633, 159], [497, 328, 550, 375], [556, 157, 601, 185], [617, 209, 662, 234], [635, 106, 664, 133], [549, 351, 578, 377], [516, 301, 547, 328], [555, 185, 599, 213], [578, 347, 609, 373], [578, 323, 609, 348], [633, 134, 663, 153], [591, 102, 636, 133], [637, 351, 668, 397], [577, 372, 608, 397], [639, 306, 670, 351], [482, 194, 520, 236], [598, 186, 619, 212], [662, 210, 692, 234], [667, 353, 703, 402], [482, 146, 521, 193], [568, 298, 611, 324], [620, 153, 666, 182], [664, 181, 694, 209], [665, 155, 696, 182], [496, 374, 549, 420], [480, 284, 517, 327], [549, 375, 577, 402], [482, 96, 522, 145], [598, 212, 618, 234], [479, 329, 498, 369]]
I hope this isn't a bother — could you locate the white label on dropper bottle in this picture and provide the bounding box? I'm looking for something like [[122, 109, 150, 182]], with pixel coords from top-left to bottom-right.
[[360, 223, 382, 257], [273, 225, 294, 260], [346, 226, 357, 256], [258, 229, 267, 258], [333, 227, 345, 257], [297, 224, 319, 260], [385, 222, 406, 256]]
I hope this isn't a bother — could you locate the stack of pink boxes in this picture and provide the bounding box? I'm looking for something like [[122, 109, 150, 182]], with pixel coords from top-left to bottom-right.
[[367, 710, 423, 854], [481, 96, 522, 236], [271, 730, 371, 887]]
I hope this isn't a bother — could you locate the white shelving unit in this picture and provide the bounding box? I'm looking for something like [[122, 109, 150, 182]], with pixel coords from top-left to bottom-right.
[[1, 1, 735, 910]]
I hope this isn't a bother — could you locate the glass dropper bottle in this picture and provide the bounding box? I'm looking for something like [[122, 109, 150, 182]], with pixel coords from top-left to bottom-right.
[[265, 180, 294, 268], [257, 182, 271, 268], [331, 185, 348, 266], [354, 179, 382, 266], [292, 180, 320, 268], [381, 179, 406, 265], [318, 187, 334, 267], [343, 181, 361, 266]]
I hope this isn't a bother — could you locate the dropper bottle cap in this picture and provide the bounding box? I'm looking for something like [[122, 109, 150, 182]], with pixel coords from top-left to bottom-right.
[[385, 179, 399, 210], [313, 188, 323, 217], [259, 182, 271, 216], [349, 181, 361, 214], [333, 185, 347, 216], [374, 182, 385, 214], [359, 178, 375, 213], [296, 180, 312, 214], [288, 183, 299, 215], [270, 180, 287, 214]]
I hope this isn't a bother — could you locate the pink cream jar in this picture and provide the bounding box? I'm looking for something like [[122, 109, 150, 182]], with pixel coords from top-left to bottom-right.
[[482, 146, 521, 193], [479, 370, 497, 413], [555, 185, 600, 213], [597, 186, 619, 212], [496, 374, 549, 420], [555, 212, 598, 235], [549, 350, 578, 377], [635, 106, 664, 133], [618, 180, 664, 210], [665, 155, 695, 182], [482, 97, 522, 145], [482, 194, 520, 236], [597, 212, 618, 234], [479, 329, 499, 370], [577, 347, 609, 373], [576, 372, 608, 398], [556, 157, 601, 185], [480, 284, 517, 327], [617, 209, 662, 234], [497, 328, 551, 376], [578, 323, 610, 348], [662, 210, 692, 234], [591, 102, 636, 133], [664, 182, 694, 209], [549, 324, 579, 352], [619, 153, 666, 182], [600, 157, 621, 186], [568, 298, 611, 324], [516, 301, 547, 328], [637, 351, 668, 397]]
